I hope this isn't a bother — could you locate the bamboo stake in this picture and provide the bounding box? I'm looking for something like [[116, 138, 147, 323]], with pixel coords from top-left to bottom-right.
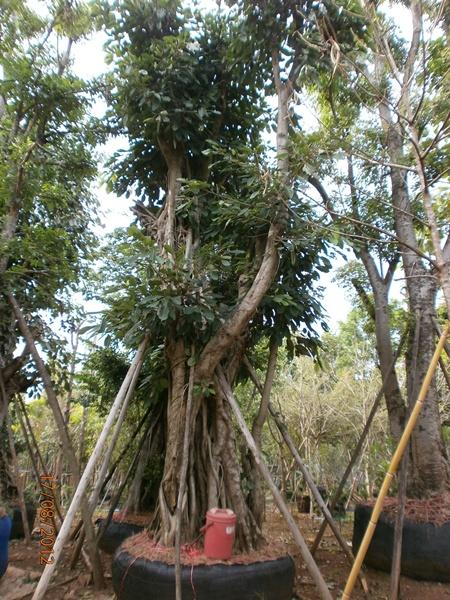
[[14, 397, 61, 532], [390, 311, 421, 599], [341, 322, 450, 600], [96, 410, 159, 544], [217, 369, 333, 600], [31, 335, 149, 600], [69, 352, 144, 568], [309, 326, 409, 554], [69, 405, 153, 545], [16, 395, 64, 524], [243, 357, 368, 595], [270, 405, 369, 595]]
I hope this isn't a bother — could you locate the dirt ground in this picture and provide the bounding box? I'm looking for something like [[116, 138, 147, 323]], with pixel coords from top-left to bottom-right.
[[1, 507, 449, 599]]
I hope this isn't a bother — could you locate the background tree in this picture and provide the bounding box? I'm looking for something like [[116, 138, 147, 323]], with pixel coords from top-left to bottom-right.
[[0, 0, 103, 428], [294, 0, 450, 495]]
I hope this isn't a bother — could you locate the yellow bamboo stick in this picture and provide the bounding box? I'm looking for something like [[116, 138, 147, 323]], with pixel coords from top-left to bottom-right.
[[341, 322, 450, 600]]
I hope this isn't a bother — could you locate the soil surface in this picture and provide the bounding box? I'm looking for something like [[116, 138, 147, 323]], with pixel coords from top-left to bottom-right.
[[1, 505, 450, 599]]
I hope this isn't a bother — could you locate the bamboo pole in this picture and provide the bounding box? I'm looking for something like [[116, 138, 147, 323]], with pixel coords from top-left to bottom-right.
[[8, 293, 105, 588], [270, 404, 369, 595], [69, 352, 144, 568], [243, 355, 368, 594], [217, 368, 333, 600], [31, 335, 149, 600], [390, 312, 421, 599], [16, 395, 64, 524], [309, 326, 409, 554], [14, 396, 62, 532], [69, 405, 153, 545], [341, 322, 450, 600]]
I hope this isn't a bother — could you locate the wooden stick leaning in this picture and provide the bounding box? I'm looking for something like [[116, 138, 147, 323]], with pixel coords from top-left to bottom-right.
[[341, 322, 450, 600], [16, 395, 65, 525], [243, 356, 368, 595], [309, 325, 409, 555], [69, 353, 145, 568], [217, 368, 333, 600], [31, 334, 149, 600], [390, 312, 421, 600], [69, 405, 153, 546], [5, 408, 31, 543]]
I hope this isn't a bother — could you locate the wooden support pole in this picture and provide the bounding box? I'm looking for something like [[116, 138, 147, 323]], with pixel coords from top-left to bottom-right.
[[69, 352, 144, 568], [269, 404, 369, 595], [309, 326, 409, 555], [341, 322, 450, 600], [69, 405, 153, 546], [14, 396, 61, 532], [243, 356, 368, 595], [99, 404, 153, 499], [31, 334, 149, 600], [217, 368, 333, 600]]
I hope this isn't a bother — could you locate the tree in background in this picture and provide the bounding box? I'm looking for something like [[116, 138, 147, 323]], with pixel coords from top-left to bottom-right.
[[295, 0, 450, 496], [0, 0, 102, 427]]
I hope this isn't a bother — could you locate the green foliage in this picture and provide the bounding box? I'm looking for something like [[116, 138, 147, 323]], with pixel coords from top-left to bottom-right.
[[0, 1, 104, 390]]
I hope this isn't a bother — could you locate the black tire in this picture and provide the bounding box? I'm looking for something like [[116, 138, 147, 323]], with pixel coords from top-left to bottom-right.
[[353, 503, 450, 582], [95, 519, 144, 555], [10, 505, 36, 540], [112, 548, 295, 600]]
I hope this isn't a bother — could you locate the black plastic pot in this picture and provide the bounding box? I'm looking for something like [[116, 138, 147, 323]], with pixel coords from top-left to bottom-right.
[[10, 505, 36, 540], [353, 503, 450, 582], [112, 548, 295, 600], [95, 518, 144, 555]]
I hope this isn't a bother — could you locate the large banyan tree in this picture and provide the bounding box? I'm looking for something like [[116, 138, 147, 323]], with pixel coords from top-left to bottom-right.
[[99, 0, 361, 550]]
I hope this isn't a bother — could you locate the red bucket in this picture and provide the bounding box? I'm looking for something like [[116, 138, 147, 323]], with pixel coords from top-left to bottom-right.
[[202, 508, 236, 560]]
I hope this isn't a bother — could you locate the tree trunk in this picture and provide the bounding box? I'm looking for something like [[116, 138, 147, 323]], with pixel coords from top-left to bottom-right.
[[381, 116, 450, 494]]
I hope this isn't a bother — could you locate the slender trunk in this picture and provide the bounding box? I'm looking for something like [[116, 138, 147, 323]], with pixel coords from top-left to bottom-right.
[[379, 102, 450, 494]]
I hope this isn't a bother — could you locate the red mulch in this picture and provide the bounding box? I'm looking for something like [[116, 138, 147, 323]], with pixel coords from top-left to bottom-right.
[[363, 493, 450, 525], [110, 511, 153, 527], [120, 530, 290, 566]]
